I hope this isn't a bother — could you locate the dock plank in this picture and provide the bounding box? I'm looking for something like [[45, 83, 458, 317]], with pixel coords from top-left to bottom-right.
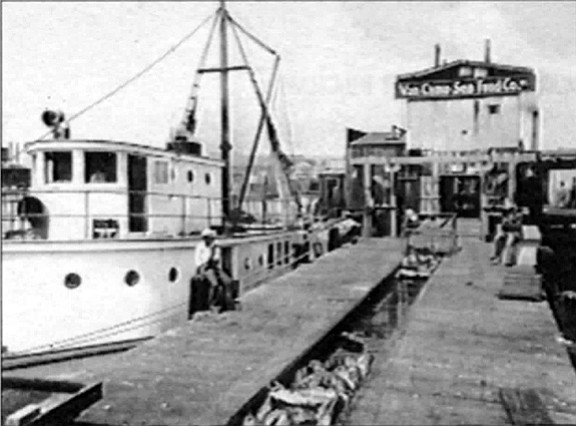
[[348, 235, 576, 425]]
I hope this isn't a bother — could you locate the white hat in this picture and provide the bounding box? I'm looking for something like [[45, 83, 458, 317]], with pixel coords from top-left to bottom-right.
[[201, 228, 216, 238]]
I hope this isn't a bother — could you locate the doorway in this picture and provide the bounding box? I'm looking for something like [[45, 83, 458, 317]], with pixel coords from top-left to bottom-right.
[[440, 175, 481, 218], [128, 155, 148, 233]]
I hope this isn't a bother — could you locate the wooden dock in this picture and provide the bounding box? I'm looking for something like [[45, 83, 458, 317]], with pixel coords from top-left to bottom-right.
[[348, 234, 576, 425], [4, 238, 404, 426]]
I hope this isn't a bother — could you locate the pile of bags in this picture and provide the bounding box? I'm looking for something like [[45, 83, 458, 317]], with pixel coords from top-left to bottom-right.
[[396, 247, 440, 279], [243, 335, 373, 426]]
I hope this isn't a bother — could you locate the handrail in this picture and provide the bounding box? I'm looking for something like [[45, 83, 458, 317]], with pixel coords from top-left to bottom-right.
[[1, 186, 299, 241]]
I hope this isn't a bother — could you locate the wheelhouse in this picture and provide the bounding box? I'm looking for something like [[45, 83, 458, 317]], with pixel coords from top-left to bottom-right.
[[7, 139, 223, 240]]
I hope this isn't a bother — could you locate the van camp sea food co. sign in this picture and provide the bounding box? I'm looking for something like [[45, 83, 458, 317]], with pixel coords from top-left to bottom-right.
[[395, 76, 535, 100]]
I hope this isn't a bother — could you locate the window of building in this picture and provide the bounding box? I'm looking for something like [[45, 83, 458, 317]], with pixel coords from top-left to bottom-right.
[[154, 160, 169, 184], [458, 66, 472, 77], [487, 104, 501, 115], [85, 152, 117, 183], [205, 172, 212, 185], [473, 68, 488, 78], [45, 151, 72, 183]]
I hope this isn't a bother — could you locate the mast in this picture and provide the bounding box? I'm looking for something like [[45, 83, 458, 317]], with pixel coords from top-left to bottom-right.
[[220, 0, 231, 224]]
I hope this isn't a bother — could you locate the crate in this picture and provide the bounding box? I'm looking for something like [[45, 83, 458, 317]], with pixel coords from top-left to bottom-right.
[[498, 266, 544, 301]]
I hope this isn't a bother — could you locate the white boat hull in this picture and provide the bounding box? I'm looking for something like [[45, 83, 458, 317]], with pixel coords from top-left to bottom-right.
[[2, 239, 200, 354], [1, 230, 312, 355]]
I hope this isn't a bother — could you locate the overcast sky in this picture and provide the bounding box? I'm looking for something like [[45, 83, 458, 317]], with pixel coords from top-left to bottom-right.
[[3, 1, 575, 159]]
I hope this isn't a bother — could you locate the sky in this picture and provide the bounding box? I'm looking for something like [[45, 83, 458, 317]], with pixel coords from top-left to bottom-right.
[[2, 1, 576, 160]]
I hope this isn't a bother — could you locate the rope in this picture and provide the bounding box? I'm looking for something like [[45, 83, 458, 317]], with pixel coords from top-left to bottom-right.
[[34, 11, 216, 142]]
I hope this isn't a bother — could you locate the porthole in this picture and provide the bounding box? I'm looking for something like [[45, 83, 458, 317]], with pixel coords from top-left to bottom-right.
[[258, 255, 264, 267], [244, 257, 252, 271], [205, 173, 211, 185], [64, 273, 82, 289], [187, 170, 194, 183], [125, 270, 140, 286], [168, 267, 179, 282]]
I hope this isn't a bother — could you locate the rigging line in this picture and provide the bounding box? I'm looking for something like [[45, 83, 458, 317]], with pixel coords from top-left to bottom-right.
[[229, 20, 281, 154], [277, 72, 295, 158], [12, 301, 188, 356], [35, 11, 216, 142], [180, 10, 220, 130], [231, 17, 281, 209], [226, 14, 278, 57], [29, 310, 185, 354]]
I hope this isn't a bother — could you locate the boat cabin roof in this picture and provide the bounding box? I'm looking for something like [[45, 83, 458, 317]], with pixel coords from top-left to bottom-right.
[[25, 139, 223, 167]]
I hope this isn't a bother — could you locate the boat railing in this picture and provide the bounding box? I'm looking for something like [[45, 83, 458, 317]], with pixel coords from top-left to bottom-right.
[[1, 187, 298, 241]]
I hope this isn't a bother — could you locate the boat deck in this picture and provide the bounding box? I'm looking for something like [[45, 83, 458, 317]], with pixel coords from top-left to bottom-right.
[[348, 234, 576, 425], [4, 238, 404, 426]]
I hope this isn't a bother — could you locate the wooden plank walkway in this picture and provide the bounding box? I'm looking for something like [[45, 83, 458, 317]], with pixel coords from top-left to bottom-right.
[[348, 235, 576, 425], [5, 238, 404, 426]]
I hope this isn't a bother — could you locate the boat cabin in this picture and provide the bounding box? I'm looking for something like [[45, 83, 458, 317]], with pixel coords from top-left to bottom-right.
[[14, 139, 223, 240]]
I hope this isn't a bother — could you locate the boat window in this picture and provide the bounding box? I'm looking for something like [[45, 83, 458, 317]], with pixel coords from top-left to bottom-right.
[[187, 170, 194, 183], [205, 172, 212, 185], [154, 161, 169, 184], [85, 152, 117, 183], [45, 151, 72, 183]]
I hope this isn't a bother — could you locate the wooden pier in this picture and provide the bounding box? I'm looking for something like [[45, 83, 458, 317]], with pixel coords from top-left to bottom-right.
[[4, 238, 404, 425], [348, 232, 576, 425]]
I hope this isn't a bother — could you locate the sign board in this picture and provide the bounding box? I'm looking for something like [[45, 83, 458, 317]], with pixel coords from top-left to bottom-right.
[[396, 75, 535, 100]]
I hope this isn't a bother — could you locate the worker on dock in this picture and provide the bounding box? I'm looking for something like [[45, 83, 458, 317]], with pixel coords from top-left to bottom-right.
[[402, 208, 420, 237], [490, 204, 522, 266], [192, 228, 235, 314]]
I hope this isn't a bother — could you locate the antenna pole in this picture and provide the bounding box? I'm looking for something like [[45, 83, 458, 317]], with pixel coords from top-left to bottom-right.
[[220, 0, 232, 225]]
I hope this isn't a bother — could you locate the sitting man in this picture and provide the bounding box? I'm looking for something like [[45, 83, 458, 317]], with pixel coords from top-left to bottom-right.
[[402, 208, 420, 237], [491, 206, 522, 266], [193, 228, 235, 313]]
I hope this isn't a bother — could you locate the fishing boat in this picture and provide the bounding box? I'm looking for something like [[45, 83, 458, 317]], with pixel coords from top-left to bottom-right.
[[1, 2, 340, 359]]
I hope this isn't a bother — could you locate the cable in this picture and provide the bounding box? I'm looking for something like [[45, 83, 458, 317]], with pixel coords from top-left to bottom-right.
[[34, 11, 216, 142]]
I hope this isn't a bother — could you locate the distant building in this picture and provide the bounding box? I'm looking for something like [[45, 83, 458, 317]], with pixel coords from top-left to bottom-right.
[[396, 41, 540, 152], [345, 126, 407, 211]]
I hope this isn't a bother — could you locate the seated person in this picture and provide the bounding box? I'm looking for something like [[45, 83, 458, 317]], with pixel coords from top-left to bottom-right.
[[90, 170, 106, 183], [402, 245, 419, 269], [193, 228, 235, 312], [557, 181, 571, 208], [402, 208, 420, 236], [491, 206, 522, 266]]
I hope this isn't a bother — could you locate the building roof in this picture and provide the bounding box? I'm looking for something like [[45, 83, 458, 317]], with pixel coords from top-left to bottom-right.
[[351, 129, 406, 146], [397, 59, 535, 82]]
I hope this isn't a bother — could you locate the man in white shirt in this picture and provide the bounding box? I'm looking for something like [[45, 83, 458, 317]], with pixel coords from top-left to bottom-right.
[[195, 228, 220, 273], [193, 228, 234, 313]]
